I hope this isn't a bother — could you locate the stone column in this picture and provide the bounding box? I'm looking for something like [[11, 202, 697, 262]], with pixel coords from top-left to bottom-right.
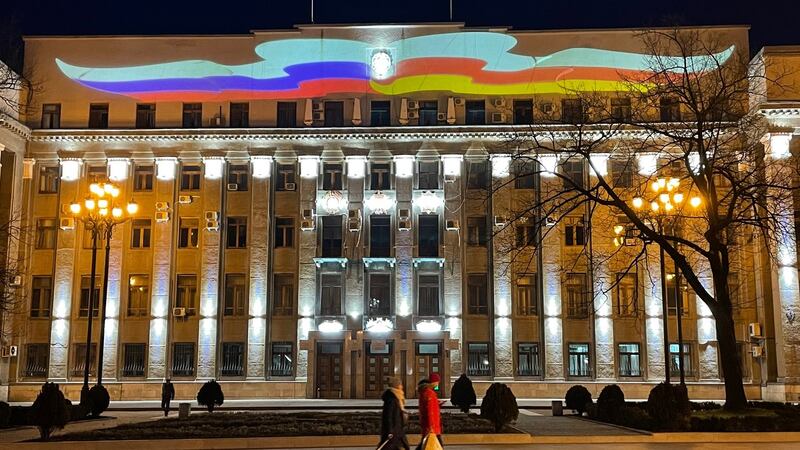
[[541, 165, 564, 380], [246, 156, 271, 379], [491, 155, 513, 378], [442, 155, 463, 376], [644, 245, 666, 380], [394, 155, 414, 321], [297, 155, 320, 380]]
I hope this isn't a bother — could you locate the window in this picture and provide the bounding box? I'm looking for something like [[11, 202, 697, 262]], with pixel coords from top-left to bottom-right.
[[660, 97, 681, 122], [178, 218, 199, 248], [88, 104, 109, 128], [418, 215, 439, 257], [467, 161, 488, 189], [467, 274, 488, 315], [564, 218, 586, 247], [371, 100, 391, 126], [226, 217, 247, 248], [87, 165, 108, 184], [122, 343, 146, 377], [276, 164, 296, 191], [322, 163, 343, 190], [418, 274, 440, 316], [563, 159, 585, 189], [180, 164, 201, 190], [467, 343, 491, 376], [514, 161, 535, 189], [277, 102, 297, 127], [465, 100, 486, 125], [24, 344, 49, 378], [227, 164, 248, 191], [224, 274, 246, 316], [175, 275, 197, 314], [273, 274, 294, 316], [618, 343, 642, 377], [79, 275, 100, 317], [418, 101, 438, 126], [467, 216, 487, 246], [131, 219, 151, 249], [568, 343, 591, 377], [370, 163, 391, 190], [41, 103, 61, 129], [36, 218, 57, 249], [172, 342, 195, 377], [610, 159, 633, 188], [616, 273, 638, 316], [71, 343, 97, 377], [516, 275, 537, 316], [38, 166, 59, 193], [229, 102, 249, 127], [667, 276, 689, 316], [82, 223, 107, 249], [221, 342, 245, 376], [417, 161, 439, 190], [127, 274, 150, 317], [515, 224, 536, 248], [514, 99, 534, 124], [30, 276, 52, 318], [561, 98, 586, 123], [321, 216, 343, 257], [136, 104, 156, 128], [320, 273, 343, 316], [271, 342, 293, 377], [182, 103, 202, 128], [370, 215, 391, 257], [275, 218, 294, 248], [669, 343, 693, 377], [324, 101, 344, 127], [611, 98, 632, 122], [368, 273, 391, 316], [565, 273, 589, 318], [517, 343, 540, 376], [133, 165, 154, 191]]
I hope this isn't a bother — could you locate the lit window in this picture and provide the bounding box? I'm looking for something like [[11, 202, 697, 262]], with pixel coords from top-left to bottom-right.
[[467, 343, 491, 376], [568, 343, 590, 377], [127, 274, 150, 317], [618, 343, 642, 377]]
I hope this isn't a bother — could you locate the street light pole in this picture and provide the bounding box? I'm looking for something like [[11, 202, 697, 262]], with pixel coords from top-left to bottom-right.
[[658, 222, 671, 384], [675, 265, 686, 385], [82, 226, 100, 402], [96, 224, 113, 386]]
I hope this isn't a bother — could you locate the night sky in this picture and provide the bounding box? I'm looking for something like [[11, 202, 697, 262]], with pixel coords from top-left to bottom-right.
[[2, 0, 798, 68]]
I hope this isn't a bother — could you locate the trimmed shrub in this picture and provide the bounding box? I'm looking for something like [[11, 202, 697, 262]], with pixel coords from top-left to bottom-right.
[[480, 383, 519, 432], [0, 401, 10, 428], [565, 385, 592, 416], [197, 379, 224, 412], [646, 382, 690, 431], [450, 374, 477, 413], [9, 406, 30, 426], [613, 405, 654, 430], [30, 382, 69, 440], [88, 384, 110, 417], [596, 384, 625, 421]]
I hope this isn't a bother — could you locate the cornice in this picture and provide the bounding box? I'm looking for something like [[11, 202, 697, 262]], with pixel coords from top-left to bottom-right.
[[0, 113, 32, 140]]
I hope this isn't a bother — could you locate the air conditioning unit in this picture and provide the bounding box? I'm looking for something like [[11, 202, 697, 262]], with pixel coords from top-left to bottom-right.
[[10, 275, 22, 287], [454, 97, 465, 106], [544, 216, 557, 227], [300, 219, 315, 231], [398, 219, 412, 231], [444, 174, 457, 183], [748, 323, 763, 338], [59, 217, 75, 230], [178, 195, 193, 204], [540, 102, 554, 114], [155, 211, 170, 223], [437, 112, 447, 122], [624, 237, 638, 246], [408, 111, 419, 119], [227, 183, 239, 191], [205, 219, 219, 231], [399, 209, 410, 220], [446, 219, 460, 231], [205, 211, 219, 221], [302, 209, 314, 220], [491, 112, 507, 124], [348, 217, 361, 232], [494, 216, 507, 227], [407, 100, 419, 110], [493, 98, 506, 108], [0, 345, 17, 358], [312, 101, 324, 111], [312, 111, 324, 121], [61, 203, 73, 215], [173, 307, 186, 318], [284, 182, 296, 191], [751, 345, 764, 358], [155, 201, 170, 211]]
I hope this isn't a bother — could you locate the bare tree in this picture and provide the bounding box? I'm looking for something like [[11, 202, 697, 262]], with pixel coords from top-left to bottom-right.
[[0, 14, 34, 117], [494, 27, 794, 410]]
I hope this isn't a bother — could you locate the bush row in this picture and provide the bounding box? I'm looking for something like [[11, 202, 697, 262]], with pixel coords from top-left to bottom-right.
[[451, 373, 519, 432]]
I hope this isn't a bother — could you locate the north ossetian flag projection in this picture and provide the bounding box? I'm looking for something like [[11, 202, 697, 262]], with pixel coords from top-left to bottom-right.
[[55, 32, 735, 101]]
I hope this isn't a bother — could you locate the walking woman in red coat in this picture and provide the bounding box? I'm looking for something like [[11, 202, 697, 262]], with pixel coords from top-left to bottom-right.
[[416, 372, 443, 449]]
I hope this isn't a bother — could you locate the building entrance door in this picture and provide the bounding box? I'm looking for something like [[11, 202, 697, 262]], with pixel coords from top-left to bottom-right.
[[316, 342, 343, 398], [414, 342, 442, 398], [365, 340, 393, 398]]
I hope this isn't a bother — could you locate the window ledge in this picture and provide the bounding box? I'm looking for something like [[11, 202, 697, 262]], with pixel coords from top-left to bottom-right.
[[313, 257, 348, 268]]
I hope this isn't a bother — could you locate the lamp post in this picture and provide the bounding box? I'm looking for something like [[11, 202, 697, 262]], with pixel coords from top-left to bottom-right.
[[69, 183, 138, 393]]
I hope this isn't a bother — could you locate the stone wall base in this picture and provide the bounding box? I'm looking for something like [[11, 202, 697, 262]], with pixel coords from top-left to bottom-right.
[[761, 382, 800, 402], [470, 381, 764, 401]]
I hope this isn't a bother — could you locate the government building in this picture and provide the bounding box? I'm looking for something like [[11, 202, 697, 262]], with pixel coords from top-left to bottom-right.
[[0, 23, 799, 402]]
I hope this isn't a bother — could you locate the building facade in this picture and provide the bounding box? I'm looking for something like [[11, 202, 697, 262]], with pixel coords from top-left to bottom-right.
[[1, 24, 799, 402]]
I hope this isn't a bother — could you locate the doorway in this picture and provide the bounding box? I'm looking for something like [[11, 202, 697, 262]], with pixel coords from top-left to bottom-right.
[[316, 342, 343, 398], [365, 340, 394, 398], [414, 341, 442, 398]]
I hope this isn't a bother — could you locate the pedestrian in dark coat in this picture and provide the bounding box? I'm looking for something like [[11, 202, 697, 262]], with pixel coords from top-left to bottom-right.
[[161, 378, 175, 417], [379, 378, 410, 450]]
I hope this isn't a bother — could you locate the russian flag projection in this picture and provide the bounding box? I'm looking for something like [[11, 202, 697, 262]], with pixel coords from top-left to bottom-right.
[[55, 31, 735, 101]]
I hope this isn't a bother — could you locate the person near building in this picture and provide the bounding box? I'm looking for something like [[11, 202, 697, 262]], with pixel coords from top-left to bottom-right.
[[378, 377, 410, 450], [161, 378, 175, 417], [417, 373, 443, 449]]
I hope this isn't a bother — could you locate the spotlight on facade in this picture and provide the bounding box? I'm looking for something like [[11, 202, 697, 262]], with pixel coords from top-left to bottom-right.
[[416, 320, 442, 333], [318, 320, 344, 334]]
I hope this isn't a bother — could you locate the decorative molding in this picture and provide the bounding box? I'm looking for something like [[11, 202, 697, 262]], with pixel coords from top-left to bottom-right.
[[0, 113, 32, 139]]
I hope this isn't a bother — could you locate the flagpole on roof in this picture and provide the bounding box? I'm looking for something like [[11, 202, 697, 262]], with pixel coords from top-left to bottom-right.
[[311, 0, 315, 23], [450, 0, 453, 21]]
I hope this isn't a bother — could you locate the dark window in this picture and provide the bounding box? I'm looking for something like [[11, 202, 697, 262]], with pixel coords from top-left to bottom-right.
[[564, 219, 585, 247], [122, 343, 146, 377], [517, 343, 540, 376], [127, 274, 149, 317], [418, 215, 439, 257], [619, 343, 642, 377], [667, 276, 689, 316], [324, 101, 344, 127], [561, 98, 586, 124], [30, 276, 52, 318], [136, 104, 156, 128], [467, 216, 487, 246], [38, 166, 59, 193], [368, 273, 392, 316], [227, 164, 248, 191], [565, 273, 589, 318], [370, 215, 391, 257], [514, 99, 534, 124], [321, 216, 343, 257], [465, 100, 486, 125], [133, 165, 154, 191], [180, 164, 201, 190], [467, 274, 488, 315], [275, 218, 294, 248], [270, 342, 293, 377], [611, 98, 632, 122], [71, 343, 97, 377], [669, 343, 693, 377], [229, 102, 249, 127], [178, 218, 199, 248], [41, 104, 61, 129], [467, 343, 491, 376], [516, 275, 537, 316], [24, 344, 49, 378], [418, 101, 438, 126], [276, 164, 296, 191], [175, 275, 197, 314], [322, 163, 343, 190], [616, 273, 638, 316], [273, 274, 294, 316], [172, 342, 195, 377], [568, 343, 591, 377], [131, 219, 151, 249], [35, 218, 57, 249], [418, 274, 440, 316], [611, 159, 633, 188], [515, 224, 536, 248], [182, 103, 202, 128], [226, 217, 247, 248], [277, 102, 297, 127], [514, 161, 535, 189], [563, 159, 585, 189], [417, 161, 439, 190], [82, 223, 107, 249], [320, 273, 343, 316], [467, 161, 488, 189], [371, 100, 391, 126], [87, 165, 108, 184], [660, 97, 681, 122], [370, 163, 391, 190], [88, 104, 109, 128], [79, 275, 100, 317], [221, 342, 245, 377], [224, 274, 246, 316]]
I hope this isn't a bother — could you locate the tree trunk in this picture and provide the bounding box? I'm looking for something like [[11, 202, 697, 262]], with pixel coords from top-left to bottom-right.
[[714, 306, 748, 410]]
